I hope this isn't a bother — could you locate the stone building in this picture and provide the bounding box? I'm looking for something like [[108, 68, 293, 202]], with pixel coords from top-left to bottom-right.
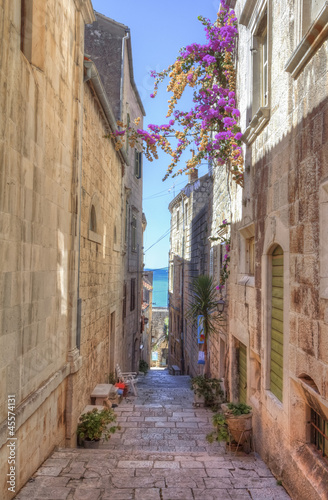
[[85, 12, 145, 374], [151, 307, 169, 367], [168, 170, 214, 375], [0, 2, 145, 498], [226, 0, 328, 497], [142, 271, 153, 366], [0, 0, 94, 496]]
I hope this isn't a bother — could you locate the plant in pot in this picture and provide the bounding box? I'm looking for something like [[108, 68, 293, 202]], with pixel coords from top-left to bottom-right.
[[139, 360, 149, 375], [77, 408, 120, 448], [191, 375, 224, 407], [221, 402, 252, 448]]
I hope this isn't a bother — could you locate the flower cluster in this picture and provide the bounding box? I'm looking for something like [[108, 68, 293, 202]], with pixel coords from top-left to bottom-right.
[[111, 1, 243, 186]]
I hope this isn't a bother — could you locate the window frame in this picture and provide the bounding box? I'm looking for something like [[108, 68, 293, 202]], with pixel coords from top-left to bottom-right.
[[131, 213, 137, 252], [130, 278, 136, 311], [134, 150, 142, 179]]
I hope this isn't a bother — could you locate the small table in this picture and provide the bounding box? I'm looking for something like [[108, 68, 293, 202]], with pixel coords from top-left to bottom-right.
[[90, 384, 116, 405]]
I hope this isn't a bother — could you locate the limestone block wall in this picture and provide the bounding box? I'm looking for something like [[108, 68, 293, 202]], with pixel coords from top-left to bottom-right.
[[72, 79, 124, 428], [0, 0, 94, 497], [229, 1, 328, 497]]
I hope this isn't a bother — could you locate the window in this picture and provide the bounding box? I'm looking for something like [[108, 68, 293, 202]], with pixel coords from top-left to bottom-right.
[[21, 0, 45, 70], [176, 210, 180, 231], [285, 1, 328, 77], [248, 237, 255, 275], [252, 11, 268, 114], [270, 245, 284, 402], [125, 201, 129, 243], [130, 278, 136, 311], [311, 408, 328, 460], [90, 205, 97, 232], [184, 202, 188, 227], [134, 150, 142, 179], [123, 282, 127, 319], [131, 214, 137, 252], [242, 2, 271, 145], [169, 262, 174, 292], [88, 198, 102, 244]]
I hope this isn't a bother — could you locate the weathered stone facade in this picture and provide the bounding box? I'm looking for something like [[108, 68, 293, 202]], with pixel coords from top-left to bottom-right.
[[0, 3, 145, 498], [227, 1, 328, 497], [168, 171, 215, 376], [85, 13, 145, 374], [151, 307, 169, 367], [0, 1, 95, 497]]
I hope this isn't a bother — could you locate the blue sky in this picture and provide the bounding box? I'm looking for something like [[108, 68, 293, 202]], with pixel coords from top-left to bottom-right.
[[92, 0, 221, 268]]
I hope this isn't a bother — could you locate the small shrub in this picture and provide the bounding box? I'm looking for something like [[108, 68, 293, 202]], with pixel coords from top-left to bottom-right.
[[77, 408, 120, 442], [191, 375, 224, 406], [225, 402, 252, 416], [139, 360, 149, 374]]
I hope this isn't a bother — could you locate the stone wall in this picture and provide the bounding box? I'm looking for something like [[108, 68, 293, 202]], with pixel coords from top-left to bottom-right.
[[0, 1, 94, 497], [229, 1, 328, 497]]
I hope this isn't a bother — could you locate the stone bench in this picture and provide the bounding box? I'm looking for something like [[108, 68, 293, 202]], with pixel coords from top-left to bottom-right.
[[171, 365, 181, 376], [90, 384, 117, 405]]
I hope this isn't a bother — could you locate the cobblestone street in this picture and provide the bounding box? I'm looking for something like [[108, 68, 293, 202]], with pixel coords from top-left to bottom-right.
[[15, 370, 290, 500]]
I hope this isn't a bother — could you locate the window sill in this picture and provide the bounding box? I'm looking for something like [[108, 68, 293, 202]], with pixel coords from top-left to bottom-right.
[[88, 229, 102, 244], [242, 107, 270, 145], [285, 4, 328, 79]]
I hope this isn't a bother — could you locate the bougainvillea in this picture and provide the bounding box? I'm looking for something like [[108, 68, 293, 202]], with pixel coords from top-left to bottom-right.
[[111, 1, 243, 185]]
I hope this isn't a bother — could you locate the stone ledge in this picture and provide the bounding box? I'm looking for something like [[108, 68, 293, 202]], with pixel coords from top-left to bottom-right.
[[285, 3, 328, 78], [242, 107, 270, 145]]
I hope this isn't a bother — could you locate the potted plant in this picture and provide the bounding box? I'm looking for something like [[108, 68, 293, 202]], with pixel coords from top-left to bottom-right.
[[139, 360, 149, 375], [221, 402, 252, 446], [77, 408, 120, 448], [191, 375, 224, 407]]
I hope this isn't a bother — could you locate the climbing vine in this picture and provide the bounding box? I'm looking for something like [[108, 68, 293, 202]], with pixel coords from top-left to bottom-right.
[[111, 1, 243, 186]]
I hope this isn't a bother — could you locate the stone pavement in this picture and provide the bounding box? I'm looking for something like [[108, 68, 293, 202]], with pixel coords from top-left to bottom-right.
[[15, 369, 291, 500]]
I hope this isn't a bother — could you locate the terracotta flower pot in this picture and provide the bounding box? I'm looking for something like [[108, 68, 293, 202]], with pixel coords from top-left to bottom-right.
[[221, 403, 252, 445], [83, 439, 100, 449]]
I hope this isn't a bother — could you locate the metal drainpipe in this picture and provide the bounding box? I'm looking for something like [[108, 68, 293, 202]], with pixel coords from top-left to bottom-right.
[[120, 31, 130, 121]]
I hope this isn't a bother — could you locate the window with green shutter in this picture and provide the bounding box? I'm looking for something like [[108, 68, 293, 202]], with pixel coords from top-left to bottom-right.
[[270, 245, 284, 402]]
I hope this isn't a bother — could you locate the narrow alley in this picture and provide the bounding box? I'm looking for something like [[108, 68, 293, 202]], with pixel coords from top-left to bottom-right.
[[15, 370, 290, 500]]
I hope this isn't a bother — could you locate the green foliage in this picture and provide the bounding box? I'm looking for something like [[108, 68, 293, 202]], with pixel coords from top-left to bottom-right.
[[108, 372, 116, 385], [77, 408, 120, 442], [225, 402, 252, 416], [139, 360, 149, 374], [277, 480, 283, 486], [188, 276, 219, 339], [164, 317, 169, 337], [191, 375, 224, 406], [207, 412, 229, 443]]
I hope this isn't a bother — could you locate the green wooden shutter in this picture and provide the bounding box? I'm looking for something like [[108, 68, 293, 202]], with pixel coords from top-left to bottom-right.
[[239, 343, 247, 404], [270, 246, 283, 401]]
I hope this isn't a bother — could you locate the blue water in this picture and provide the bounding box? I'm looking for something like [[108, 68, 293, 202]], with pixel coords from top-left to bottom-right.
[[146, 268, 168, 308]]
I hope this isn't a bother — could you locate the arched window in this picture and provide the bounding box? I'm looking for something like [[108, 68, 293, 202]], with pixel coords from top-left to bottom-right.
[[89, 205, 97, 232], [270, 245, 284, 402]]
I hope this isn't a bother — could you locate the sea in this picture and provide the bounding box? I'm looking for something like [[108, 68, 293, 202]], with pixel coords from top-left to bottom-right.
[[145, 268, 168, 308]]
